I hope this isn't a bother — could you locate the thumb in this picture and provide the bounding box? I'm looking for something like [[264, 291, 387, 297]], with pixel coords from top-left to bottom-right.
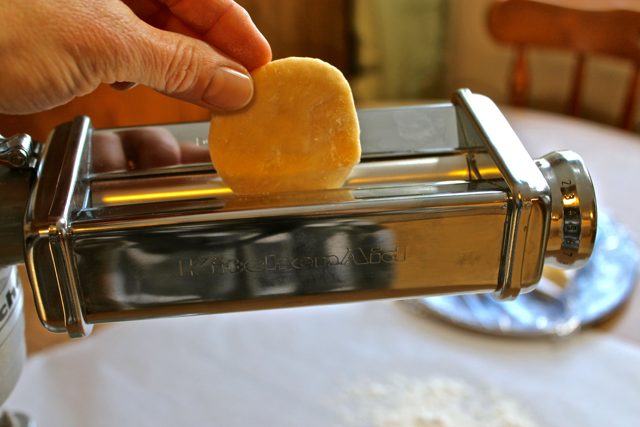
[[112, 27, 254, 111]]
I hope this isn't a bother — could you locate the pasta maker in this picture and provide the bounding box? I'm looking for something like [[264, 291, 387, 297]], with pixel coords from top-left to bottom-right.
[[0, 89, 597, 343]]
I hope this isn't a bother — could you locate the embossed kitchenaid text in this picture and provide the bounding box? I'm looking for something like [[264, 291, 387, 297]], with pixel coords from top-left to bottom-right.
[[178, 246, 406, 276]]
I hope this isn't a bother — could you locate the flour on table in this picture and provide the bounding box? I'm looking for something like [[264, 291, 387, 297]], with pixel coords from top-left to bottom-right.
[[334, 374, 539, 427]]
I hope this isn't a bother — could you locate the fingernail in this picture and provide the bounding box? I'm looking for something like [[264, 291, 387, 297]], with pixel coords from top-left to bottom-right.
[[110, 81, 138, 91], [203, 67, 253, 110]]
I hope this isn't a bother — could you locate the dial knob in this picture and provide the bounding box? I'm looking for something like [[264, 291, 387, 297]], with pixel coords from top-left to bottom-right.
[[537, 151, 597, 270]]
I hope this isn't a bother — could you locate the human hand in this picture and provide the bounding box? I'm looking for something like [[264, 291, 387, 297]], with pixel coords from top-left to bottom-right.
[[0, 0, 271, 115]]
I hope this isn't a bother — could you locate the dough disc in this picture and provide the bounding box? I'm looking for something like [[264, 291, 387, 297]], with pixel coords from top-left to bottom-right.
[[208, 57, 360, 195]]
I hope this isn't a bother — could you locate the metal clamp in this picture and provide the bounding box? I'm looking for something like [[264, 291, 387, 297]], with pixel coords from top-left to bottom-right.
[[24, 116, 94, 338], [453, 89, 552, 301], [0, 133, 40, 169]]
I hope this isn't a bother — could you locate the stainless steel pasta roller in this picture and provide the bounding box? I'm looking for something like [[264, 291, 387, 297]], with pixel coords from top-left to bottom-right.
[[0, 89, 598, 340]]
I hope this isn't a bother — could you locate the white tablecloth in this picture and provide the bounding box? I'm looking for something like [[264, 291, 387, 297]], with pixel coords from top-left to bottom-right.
[[5, 301, 640, 427]]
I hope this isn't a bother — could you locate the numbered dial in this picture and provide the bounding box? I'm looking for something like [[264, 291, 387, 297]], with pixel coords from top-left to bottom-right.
[[537, 151, 597, 270]]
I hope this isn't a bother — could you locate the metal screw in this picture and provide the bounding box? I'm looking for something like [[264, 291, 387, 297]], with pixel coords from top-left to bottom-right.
[[9, 153, 25, 167]]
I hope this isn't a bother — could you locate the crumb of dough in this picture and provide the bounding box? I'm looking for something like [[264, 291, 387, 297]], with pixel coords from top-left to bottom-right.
[[208, 57, 361, 195], [541, 266, 571, 288]]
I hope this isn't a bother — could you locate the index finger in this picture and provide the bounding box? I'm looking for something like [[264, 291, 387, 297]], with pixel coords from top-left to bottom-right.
[[129, 0, 271, 70]]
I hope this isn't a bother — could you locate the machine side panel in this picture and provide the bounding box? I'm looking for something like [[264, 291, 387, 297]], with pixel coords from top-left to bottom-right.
[[518, 198, 549, 287], [23, 234, 66, 332], [72, 203, 507, 323]]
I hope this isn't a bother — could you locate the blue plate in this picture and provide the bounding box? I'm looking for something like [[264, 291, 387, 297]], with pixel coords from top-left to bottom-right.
[[402, 212, 639, 337]]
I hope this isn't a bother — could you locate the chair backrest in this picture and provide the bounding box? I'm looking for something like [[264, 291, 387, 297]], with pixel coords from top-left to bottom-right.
[[487, 0, 640, 129]]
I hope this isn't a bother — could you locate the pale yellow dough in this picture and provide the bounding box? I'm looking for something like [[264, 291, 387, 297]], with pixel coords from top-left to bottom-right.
[[208, 57, 361, 195]]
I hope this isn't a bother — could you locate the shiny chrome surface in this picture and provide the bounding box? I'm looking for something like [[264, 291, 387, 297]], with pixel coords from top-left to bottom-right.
[[22, 90, 597, 337], [355, 104, 461, 154], [73, 186, 509, 324], [404, 211, 637, 337], [24, 117, 93, 337], [453, 89, 552, 300], [0, 266, 26, 408], [0, 167, 33, 268], [89, 153, 502, 207], [0, 133, 39, 169], [0, 133, 40, 267], [537, 151, 597, 270]]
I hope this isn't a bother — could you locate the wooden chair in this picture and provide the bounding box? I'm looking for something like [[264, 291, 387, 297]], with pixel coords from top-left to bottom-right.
[[487, 0, 640, 130]]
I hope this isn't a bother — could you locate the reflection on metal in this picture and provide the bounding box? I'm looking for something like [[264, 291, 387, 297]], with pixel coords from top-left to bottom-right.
[[102, 187, 234, 204], [404, 212, 638, 337], [454, 89, 553, 301], [0, 266, 26, 408], [537, 151, 597, 270], [0, 133, 41, 169], [15, 89, 598, 338], [91, 153, 503, 207], [344, 154, 496, 185]]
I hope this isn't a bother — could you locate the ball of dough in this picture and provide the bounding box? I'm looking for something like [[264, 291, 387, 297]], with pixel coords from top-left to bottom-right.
[[208, 57, 361, 195]]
